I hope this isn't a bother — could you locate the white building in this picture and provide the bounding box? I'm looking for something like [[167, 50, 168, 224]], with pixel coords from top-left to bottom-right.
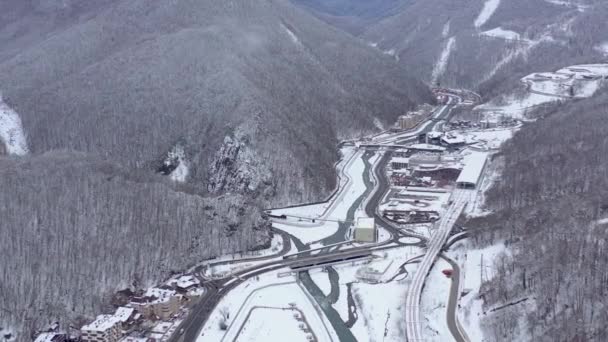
[[390, 157, 409, 170], [131, 288, 181, 320], [81, 315, 122, 342], [354, 217, 376, 243], [456, 152, 489, 189]]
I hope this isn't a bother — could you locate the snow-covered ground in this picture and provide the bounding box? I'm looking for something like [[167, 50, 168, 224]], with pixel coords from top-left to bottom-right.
[[234, 308, 311, 342], [474, 0, 501, 28], [447, 241, 510, 342], [479, 63, 608, 119], [326, 247, 422, 341], [420, 258, 453, 341], [432, 37, 456, 84], [0, 95, 28, 155], [465, 128, 514, 150], [481, 27, 521, 41], [270, 147, 360, 220], [272, 151, 379, 244], [199, 273, 336, 342]]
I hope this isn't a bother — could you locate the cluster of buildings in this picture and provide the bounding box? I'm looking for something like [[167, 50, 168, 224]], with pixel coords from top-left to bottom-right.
[[33, 275, 205, 342], [382, 146, 489, 224], [396, 104, 433, 130]]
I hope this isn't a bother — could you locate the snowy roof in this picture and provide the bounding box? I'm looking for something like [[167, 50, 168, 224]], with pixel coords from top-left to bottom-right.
[[143, 288, 178, 304], [408, 143, 446, 152], [441, 134, 466, 145], [151, 321, 173, 334], [356, 217, 375, 230], [427, 131, 443, 139], [175, 275, 199, 289], [34, 333, 59, 342], [456, 152, 489, 185], [114, 307, 134, 322], [82, 314, 120, 332], [391, 157, 409, 164], [120, 337, 149, 342]]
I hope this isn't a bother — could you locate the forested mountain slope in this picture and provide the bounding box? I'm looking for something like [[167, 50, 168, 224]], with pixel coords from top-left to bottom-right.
[[0, 0, 432, 205], [297, 0, 608, 96], [0, 0, 431, 339], [470, 89, 608, 341]]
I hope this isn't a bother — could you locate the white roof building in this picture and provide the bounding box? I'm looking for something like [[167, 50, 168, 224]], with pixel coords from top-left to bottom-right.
[[82, 315, 121, 332], [144, 288, 178, 304], [34, 333, 61, 342], [456, 152, 489, 189], [356, 217, 375, 230], [441, 134, 466, 146]]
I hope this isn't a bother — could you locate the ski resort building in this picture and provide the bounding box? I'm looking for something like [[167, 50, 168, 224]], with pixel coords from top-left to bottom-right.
[[354, 217, 376, 243], [80, 307, 134, 342], [456, 152, 489, 189], [80, 316, 122, 342], [391, 157, 409, 170], [130, 288, 181, 320]]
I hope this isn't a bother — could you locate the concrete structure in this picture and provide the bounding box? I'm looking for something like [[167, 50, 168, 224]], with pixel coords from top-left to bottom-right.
[[456, 152, 489, 189], [398, 113, 420, 130], [81, 315, 122, 342], [353, 217, 376, 243], [131, 288, 181, 320], [390, 157, 409, 170], [441, 133, 466, 147]]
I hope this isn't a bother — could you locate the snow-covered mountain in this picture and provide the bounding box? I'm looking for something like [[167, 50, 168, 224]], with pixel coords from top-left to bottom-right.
[[297, 0, 607, 97], [0, 0, 432, 339]]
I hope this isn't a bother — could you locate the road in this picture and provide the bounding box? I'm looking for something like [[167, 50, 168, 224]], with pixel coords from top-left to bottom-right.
[[443, 255, 470, 342], [404, 189, 471, 342], [171, 92, 467, 342]]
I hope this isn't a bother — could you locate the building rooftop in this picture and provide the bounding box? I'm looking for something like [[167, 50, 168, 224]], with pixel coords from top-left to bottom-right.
[[141, 288, 178, 305], [456, 152, 489, 185], [34, 333, 61, 342], [175, 275, 199, 289], [408, 143, 446, 152], [441, 134, 466, 145], [82, 314, 120, 332], [151, 321, 173, 334], [356, 217, 375, 230], [114, 307, 134, 322], [391, 157, 409, 164]]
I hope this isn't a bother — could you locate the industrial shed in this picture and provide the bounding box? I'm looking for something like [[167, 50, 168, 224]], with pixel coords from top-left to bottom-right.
[[456, 152, 489, 189]]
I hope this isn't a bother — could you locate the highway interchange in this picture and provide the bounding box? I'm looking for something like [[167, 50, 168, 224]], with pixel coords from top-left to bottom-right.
[[171, 91, 476, 342]]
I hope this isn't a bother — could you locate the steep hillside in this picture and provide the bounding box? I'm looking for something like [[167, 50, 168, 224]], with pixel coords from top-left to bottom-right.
[[0, 0, 432, 339], [0, 0, 432, 206], [470, 88, 608, 341], [0, 152, 268, 340], [300, 0, 607, 96]]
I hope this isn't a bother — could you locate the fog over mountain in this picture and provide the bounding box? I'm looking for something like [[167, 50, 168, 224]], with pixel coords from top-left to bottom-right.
[[0, 0, 432, 338], [295, 0, 608, 96]]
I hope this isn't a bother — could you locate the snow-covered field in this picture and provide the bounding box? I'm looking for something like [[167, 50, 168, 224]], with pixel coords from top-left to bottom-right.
[[270, 147, 361, 221], [447, 241, 510, 342], [0, 96, 28, 155], [420, 258, 453, 341], [477, 63, 607, 119], [461, 127, 517, 151], [199, 274, 336, 342], [272, 151, 379, 245]]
